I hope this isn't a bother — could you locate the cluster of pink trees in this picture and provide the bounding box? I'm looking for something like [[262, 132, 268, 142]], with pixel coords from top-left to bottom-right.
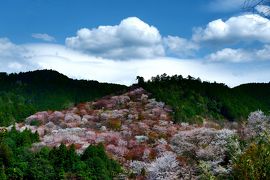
[[7, 87, 270, 179]]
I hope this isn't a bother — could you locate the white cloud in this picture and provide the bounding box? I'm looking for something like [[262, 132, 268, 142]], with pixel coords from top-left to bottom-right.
[[256, 44, 270, 59], [1, 14, 270, 87], [32, 33, 55, 42], [25, 44, 270, 87], [207, 45, 270, 62], [8, 62, 23, 69], [0, 41, 266, 87], [66, 17, 164, 60], [193, 14, 270, 44], [21, 44, 232, 85], [163, 36, 199, 57], [207, 48, 253, 62], [0, 38, 23, 56], [208, 0, 245, 12], [0, 38, 37, 72]]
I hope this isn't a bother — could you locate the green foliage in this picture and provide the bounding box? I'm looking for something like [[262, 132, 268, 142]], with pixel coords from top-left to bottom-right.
[[0, 165, 7, 180], [26, 158, 55, 180], [0, 70, 126, 126], [232, 135, 270, 180], [0, 129, 122, 179], [139, 74, 270, 123], [0, 144, 13, 167], [30, 120, 41, 126], [199, 161, 216, 180], [81, 144, 122, 179]]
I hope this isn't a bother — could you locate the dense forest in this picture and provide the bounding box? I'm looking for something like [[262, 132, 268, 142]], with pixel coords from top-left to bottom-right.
[[1, 70, 269, 126], [138, 74, 270, 123], [0, 70, 126, 126], [0, 71, 270, 179], [0, 128, 122, 179]]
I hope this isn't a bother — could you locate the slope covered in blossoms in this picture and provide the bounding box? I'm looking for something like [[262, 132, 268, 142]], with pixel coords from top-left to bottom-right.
[[13, 88, 176, 160], [2, 88, 269, 179]]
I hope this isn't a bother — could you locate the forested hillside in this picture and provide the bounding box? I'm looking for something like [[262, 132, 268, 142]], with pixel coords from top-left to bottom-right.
[[139, 74, 270, 123], [1, 70, 269, 126], [0, 70, 126, 126], [0, 128, 122, 179], [2, 87, 269, 179]]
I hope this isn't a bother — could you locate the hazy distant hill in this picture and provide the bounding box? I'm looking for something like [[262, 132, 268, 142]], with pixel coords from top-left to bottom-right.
[[0, 70, 126, 126]]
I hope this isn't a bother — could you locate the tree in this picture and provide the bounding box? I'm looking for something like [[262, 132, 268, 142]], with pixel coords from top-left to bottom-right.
[[81, 144, 107, 161], [65, 144, 79, 171], [81, 144, 122, 179], [136, 76, 145, 86], [233, 140, 270, 179], [130, 152, 181, 179], [27, 158, 55, 180], [148, 152, 180, 180], [232, 110, 270, 179], [0, 144, 13, 167], [244, 0, 270, 16], [85, 157, 110, 180], [0, 165, 7, 180]]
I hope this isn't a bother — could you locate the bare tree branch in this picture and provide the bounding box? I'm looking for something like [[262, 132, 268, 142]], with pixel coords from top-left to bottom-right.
[[244, 0, 270, 16]]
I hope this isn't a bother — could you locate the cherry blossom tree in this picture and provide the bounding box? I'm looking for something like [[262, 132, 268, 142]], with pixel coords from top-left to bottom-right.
[[130, 151, 181, 179], [147, 152, 180, 180]]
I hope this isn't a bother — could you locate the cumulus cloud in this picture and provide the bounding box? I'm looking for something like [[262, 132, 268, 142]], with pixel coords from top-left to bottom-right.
[[0, 38, 37, 72], [256, 44, 270, 59], [193, 14, 270, 44], [207, 45, 270, 62], [21, 44, 251, 86], [32, 33, 55, 42], [207, 48, 253, 62], [66, 17, 164, 60], [1, 15, 270, 87], [0, 38, 24, 57], [163, 36, 199, 57], [0, 40, 268, 87], [208, 0, 245, 12]]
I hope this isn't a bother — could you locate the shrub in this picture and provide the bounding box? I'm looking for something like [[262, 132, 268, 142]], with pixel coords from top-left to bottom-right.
[[108, 119, 122, 131], [232, 111, 270, 179], [148, 151, 180, 180], [246, 110, 270, 138], [233, 139, 270, 179], [171, 127, 239, 177], [30, 120, 41, 126], [125, 145, 146, 161]]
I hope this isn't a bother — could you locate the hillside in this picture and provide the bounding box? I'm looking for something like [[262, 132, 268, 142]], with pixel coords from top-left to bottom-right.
[[1, 70, 269, 126], [138, 74, 270, 123], [1, 87, 269, 179], [15, 88, 175, 158], [0, 70, 270, 178], [0, 70, 126, 126]]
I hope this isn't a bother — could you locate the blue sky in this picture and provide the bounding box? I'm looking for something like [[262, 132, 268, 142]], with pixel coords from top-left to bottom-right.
[[0, 0, 270, 86], [0, 0, 236, 43]]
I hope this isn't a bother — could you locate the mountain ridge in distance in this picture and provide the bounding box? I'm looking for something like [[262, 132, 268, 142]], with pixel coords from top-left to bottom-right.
[[0, 69, 269, 126]]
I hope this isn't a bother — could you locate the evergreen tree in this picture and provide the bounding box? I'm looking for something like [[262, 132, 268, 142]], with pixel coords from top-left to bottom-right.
[[0, 164, 7, 180]]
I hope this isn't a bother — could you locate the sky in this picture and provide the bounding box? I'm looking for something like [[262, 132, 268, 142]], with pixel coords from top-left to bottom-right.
[[0, 0, 270, 87]]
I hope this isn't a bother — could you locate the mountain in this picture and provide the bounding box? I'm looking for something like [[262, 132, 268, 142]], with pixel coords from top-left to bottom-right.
[[0, 70, 126, 126], [1, 70, 269, 126], [1, 80, 270, 179], [138, 74, 270, 123]]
